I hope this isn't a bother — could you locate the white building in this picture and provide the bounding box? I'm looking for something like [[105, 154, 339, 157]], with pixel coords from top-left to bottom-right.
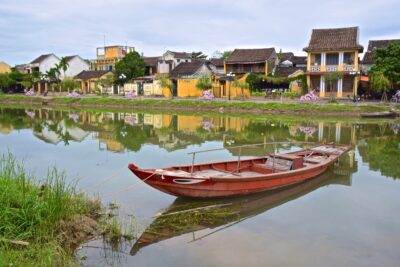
[[63, 55, 90, 78]]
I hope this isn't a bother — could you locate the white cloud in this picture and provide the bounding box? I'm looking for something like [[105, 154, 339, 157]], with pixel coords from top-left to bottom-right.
[[0, 0, 399, 65]]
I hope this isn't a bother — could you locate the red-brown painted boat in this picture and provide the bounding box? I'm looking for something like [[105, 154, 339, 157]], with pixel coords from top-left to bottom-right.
[[128, 144, 351, 198]]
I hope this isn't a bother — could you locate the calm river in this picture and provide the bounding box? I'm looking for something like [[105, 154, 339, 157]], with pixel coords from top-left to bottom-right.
[[1, 107, 400, 267]]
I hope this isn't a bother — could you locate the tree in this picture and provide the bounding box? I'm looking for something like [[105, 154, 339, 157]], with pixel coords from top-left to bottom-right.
[[98, 74, 114, 94], [159, 75, 174, 98], [196, 75, 213, 91], [0, 73, 13, 92], [221, 51, 233, 59], [191, 51, 207, 60], [370, 43, 400, 89], [62, 78, 79, 92], [114, 51, 145, 85], [232, 78, 249, 98], [324, 71, 343, 93], [369, 71, 391, 102], [57, 57, 69, 79], [246, 73, 262, 92]]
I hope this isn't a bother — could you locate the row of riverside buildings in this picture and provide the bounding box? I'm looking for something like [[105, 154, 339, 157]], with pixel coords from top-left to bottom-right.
[[2, 26, 399, 98]]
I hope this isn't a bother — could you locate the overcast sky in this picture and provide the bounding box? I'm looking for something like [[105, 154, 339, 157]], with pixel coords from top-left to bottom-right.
[[1, 0, 399, 65]]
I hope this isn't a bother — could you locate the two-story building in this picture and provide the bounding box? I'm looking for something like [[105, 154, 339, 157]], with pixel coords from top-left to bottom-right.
[[91, 45, 135, 71], [224, 48, 277, 76], [303, 27, 364, 98]]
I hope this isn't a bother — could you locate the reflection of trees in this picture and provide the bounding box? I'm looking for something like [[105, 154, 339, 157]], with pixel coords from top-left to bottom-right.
[[358, 137, 400, 179]]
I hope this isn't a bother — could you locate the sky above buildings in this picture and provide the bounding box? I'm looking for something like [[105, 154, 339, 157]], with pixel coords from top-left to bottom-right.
[[1, 0, 399, 65]]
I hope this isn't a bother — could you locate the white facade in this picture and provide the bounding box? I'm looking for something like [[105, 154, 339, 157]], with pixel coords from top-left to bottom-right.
[[158, 51, 192, 74], [29, 54, 60, 74], [63, 56, 90, 78]]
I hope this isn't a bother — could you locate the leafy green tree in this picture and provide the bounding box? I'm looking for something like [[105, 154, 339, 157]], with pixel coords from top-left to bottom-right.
[[369, 71, 391, 102], [114, 51, 145, 85], [191, 51, 207, 60], [370, 43, 400, 88], [232, 78, 249, 98], [196, 75, 213, 91], [245, 73, 261, 92], [221, 51, 233, 59], [57, 57, 69, 79], [324, 71, 343, 92], [0, 73, 13, 92], [98, 74, 114, 94], [159, 75, 174, 98], [62, 78, 79, 92]]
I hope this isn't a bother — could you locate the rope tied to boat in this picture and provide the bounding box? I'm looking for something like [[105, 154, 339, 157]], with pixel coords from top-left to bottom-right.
[[100, 170, 160, 198]]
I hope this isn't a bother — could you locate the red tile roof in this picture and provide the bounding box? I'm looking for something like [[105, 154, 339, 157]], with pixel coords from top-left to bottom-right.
[[362, 39, 400, 64], [225, 48, 276, 64]]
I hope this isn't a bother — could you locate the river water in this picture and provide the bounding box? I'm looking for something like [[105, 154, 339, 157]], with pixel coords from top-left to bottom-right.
[[0, 107, 399, 267]]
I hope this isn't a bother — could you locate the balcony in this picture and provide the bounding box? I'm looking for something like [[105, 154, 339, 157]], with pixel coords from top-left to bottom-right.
[[310, 65, 321, 72], [343, 65, 355, 72], [326, 65, 338, 72]]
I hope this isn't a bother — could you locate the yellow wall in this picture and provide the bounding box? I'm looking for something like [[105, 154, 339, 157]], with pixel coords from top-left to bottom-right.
[[0, 62, 11, 74], [104, 47, 120, 58], [77, 72, 112, 93], [177, 79, 203, 97]]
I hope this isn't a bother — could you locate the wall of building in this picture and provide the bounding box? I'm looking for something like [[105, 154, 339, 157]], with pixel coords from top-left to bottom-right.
[[38, 55, 60, 74], [64, 57, 90, 78], [177, 79, 203, 97]]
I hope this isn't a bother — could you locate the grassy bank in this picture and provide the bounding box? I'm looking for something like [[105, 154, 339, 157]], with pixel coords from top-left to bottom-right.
[[0, 153, 101, 266], [0, 94, 393, 116]]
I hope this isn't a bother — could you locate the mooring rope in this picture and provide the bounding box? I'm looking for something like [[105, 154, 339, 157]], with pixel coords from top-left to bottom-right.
[[100, 171, 159, 198], [83, 167, 126, 191]]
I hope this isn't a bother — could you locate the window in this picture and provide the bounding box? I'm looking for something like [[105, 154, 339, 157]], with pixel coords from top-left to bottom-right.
[[177, 59, 181, 63], [326, 53, 339, 65], [343, 53, 353, 65], [313, 54, 321, 65]]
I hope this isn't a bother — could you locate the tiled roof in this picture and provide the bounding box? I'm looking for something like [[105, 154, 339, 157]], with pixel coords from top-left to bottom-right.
[[362, 39, 400, 64], [279, 52, 294, 61], [291, 56, 307, 65], [167, 51, 192, 59], [275, 67, 306, 78], [75, 70, 111, 80], [64, 55, 77, 62], [210, 58, 224, 67], [170, 61, 210, 77], [225, 48, 276, 64], [30, 54, 55, 64], [303, 27, 363, 52], [143, 56, 160, 67]]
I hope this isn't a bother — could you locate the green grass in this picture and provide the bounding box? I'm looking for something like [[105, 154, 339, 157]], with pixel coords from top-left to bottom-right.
[[0, 94, 390, 114], [0, 153, 99, 266], [0, 94, 42, 103]]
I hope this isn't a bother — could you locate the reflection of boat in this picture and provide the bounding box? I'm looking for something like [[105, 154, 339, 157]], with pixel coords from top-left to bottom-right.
[[128, 144, 351, 198], [360, 111, 397, 118], [130, 170, 350, 255]]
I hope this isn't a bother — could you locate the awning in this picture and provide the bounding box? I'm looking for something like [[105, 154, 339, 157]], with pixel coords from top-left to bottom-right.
[[360, 76, 369, 82]]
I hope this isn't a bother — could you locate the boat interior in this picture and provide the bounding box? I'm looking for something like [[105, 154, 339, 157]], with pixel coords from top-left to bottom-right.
[[156, 145, 347, 179]]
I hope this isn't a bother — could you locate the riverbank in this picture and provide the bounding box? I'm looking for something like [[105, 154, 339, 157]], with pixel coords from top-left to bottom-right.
[[0, 153, 127, 266], [0, 94, 397, 117]]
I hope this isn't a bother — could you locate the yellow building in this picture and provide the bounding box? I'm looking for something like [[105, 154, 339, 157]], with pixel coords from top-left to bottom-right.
[[224, 48, 277, 76], [0, 61, 11, 74], [91, 45, 135, 71], [303, 27, 364, 98], [75, 70, 113, 93]]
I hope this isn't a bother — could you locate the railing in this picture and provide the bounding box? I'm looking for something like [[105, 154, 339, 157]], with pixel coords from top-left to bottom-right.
[[310, 65, 321, 72], [187, 141, 316, 174], [343, 65, 355, 72], [326, 65, 338, 72]]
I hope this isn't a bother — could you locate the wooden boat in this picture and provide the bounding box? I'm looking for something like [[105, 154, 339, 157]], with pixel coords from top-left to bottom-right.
[[128, 144, 351, 198], [360, 111, 398, 118], [130, 170, 351, 255]]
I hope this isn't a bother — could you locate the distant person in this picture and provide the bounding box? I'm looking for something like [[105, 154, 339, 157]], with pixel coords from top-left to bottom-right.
[[395, 90, 400, 102]]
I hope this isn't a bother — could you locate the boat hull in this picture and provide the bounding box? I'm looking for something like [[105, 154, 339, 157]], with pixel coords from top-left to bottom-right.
[[129, 164, 328, 198], [128, 144, 350, 198]]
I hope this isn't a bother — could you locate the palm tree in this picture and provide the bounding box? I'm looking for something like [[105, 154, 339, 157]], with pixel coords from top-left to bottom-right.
[[57, 57, 69, 92]]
